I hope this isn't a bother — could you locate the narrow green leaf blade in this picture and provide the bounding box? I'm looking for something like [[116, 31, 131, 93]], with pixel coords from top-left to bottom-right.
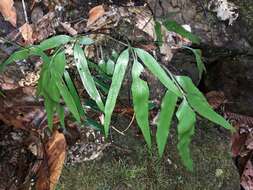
[[84, 118, 104, 131], [47, 77, 61, 102], [106, 59, 115, 75], [163, 20, 200, 44], [0, 48, 29, 72], [38, 35, 72, 51], [175, 76, 205, 98], [53, 73, 81, 123], [44, 95, 56, 129], [183, 46, 206, 79], [94, 77, 109, 94], [135, 48, 181, 97], [84, 100, 100, 112], [175, 76, 233, 130], [156, 90, 178, 157], [50, 51, 66, 76], [64, 70, 86, 117], [74, 44, 104, 111], [188, 95, 233, 130], [192, 49, 206, 79], [29, 46, 51, 63], [56, 104, 65, 128], [176, 99, 196, 171], [46, 51, 67, 103], [104, 49, 129, 137], [131, 60, 151, 149]]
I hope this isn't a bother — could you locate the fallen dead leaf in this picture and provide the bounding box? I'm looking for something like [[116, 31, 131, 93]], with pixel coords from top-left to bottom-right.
[[32, 12, 56, 42], [87, 5, 105, 27], [241, 160, 253, 190], [206, 91, 226, 109], [231, 124, 247, 157], [0, 0, 17, 27], [19, 23, 34, 44], [60, 22, 78, 35], [36, 130, 67, 190]]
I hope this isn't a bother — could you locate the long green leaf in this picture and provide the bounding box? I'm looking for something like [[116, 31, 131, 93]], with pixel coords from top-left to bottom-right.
[[156, 90, 178, 157], [84, 118, 104, 131], [40, 69, 52, 99], [84, 100, 100, 112], [31, 47, 51, 96], [105, 59, 115, 75], [47, 76, 61, 102], [74, 43, 104, 111], [50, 51, 66, 76], [56, 104, 65, 128], [29, 46, 51, 63], [175, 76, 233, 130], [183, 46, 206, 79], [131, 60, 151, 149], [64, 71, 86, 117], [163, 20, 200, 44], [37, 65, 49, 96], [46, 51, 67, 102], [134, 48, 181, 97], [53, 73, 81, 123], [44, 94, 56, 129], [176, 99, 196, 171], [94, 77, 109, 94], [38, 35, 72, 51], [188, 95, 233, 130], [0, 48, 29, 72], [104, 49, 129, 137]]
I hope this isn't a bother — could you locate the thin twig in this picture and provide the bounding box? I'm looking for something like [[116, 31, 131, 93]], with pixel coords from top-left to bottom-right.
[[122, 113, 135, 133], [105, 35, 128, 47], [110, 113, 135, 136], [21, 0, 29, 23], [111, 126, 125, 136]]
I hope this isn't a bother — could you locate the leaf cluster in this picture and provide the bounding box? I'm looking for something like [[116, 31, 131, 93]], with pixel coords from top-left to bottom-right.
[[0, 20, 233, 171]]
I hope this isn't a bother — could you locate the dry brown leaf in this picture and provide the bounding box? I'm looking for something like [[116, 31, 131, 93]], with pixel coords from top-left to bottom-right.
[[0, 0, 17, 27], [19, 23, 34, 44], [60, 22, 78, 35], [231, 125, 247, 157], [206, 91, 226, 109], [87, 5, 105, 27], [0, 87, 42, 129], [241, 160, 253, 190], [32, 12, 56, 42], [36, 130, 67, 190]]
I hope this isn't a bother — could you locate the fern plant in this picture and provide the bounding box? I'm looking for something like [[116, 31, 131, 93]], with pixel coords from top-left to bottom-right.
[[0, 21, 233, 171]]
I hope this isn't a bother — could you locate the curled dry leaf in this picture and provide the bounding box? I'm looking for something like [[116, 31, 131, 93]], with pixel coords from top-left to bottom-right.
[[36, 130, 67, 190], [87, 5, 105, 27], [19, 23, 34, 44], [0, 0, 17, 27]]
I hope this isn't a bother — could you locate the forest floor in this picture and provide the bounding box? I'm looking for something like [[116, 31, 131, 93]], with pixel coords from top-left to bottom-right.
[[58, 117, 239, 190], [1, 0, 253, 190]]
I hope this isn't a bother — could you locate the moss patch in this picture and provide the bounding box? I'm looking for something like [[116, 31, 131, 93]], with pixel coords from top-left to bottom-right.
[[58, 118, 239, 190]]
